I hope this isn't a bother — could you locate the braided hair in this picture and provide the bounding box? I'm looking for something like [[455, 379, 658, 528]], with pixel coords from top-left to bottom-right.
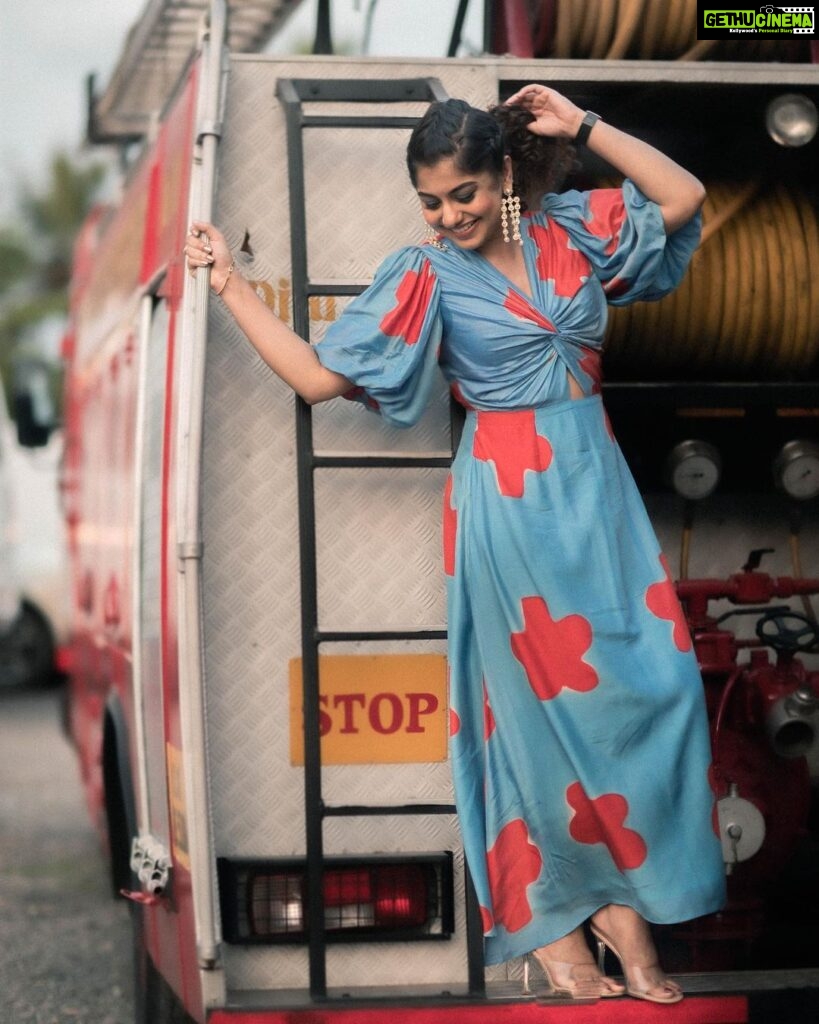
[[406, 98, 576, 209], [488, 102, 576, 208]]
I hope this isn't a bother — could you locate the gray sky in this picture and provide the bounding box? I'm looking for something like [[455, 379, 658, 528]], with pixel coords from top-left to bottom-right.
[[0, 1, 139, 219], [0, 0, 482, 222]]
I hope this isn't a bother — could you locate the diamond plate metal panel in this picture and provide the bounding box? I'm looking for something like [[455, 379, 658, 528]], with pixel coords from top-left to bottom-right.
[[315, 467, 447, 627], [312, 381, 453, 454], [201, 310, 305, 857], [303, 123, 426, 283], [201, 56, 500, 992], [222, 944, 309, 990]]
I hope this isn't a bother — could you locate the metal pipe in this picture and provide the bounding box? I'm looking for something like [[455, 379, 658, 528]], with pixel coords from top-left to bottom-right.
[[130, 295, 155, 841], [765, 688, 817, 758], [313, 0, 333, 53], [174, 0, 228, 973], [448, 0, 472, 57]]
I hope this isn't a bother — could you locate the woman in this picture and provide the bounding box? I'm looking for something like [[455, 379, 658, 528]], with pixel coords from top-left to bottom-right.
[[186, 83, 726, 1004]]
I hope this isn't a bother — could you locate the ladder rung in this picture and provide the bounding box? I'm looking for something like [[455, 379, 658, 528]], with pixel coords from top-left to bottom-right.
[[317, 628, 447, 642], [323, 803, 457, 818], [313, 452, 452, 469], [306, 283, 367, 297], [280, 78, 447, 105], [303, 115, 424, 129]]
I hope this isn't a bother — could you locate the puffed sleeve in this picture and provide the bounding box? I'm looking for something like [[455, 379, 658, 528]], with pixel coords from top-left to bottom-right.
[[541, 179, 701, 305], [314, 246, 442, 428]]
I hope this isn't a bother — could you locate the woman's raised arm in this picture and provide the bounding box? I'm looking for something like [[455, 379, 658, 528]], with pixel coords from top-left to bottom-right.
[[506, 85, 705, 234]]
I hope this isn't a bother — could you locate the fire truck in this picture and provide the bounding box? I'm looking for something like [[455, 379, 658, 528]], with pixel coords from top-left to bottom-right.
[[57, 1, 819, 1021]]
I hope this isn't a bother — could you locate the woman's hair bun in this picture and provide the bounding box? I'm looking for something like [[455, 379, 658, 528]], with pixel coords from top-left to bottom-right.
[[489, 103, 577, 208]]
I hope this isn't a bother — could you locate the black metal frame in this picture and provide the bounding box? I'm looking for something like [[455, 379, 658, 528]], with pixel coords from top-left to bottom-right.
[[275, 76, 482, 1000]]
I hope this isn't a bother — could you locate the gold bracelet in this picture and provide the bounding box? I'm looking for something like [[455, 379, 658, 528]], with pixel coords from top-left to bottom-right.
[[214, 258, 235, 296]]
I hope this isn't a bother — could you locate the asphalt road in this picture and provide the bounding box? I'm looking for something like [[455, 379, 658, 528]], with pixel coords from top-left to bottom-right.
[[0, 687, 133, 1024]]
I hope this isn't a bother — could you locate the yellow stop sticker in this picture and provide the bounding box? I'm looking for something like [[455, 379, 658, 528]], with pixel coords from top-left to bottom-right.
[[289, 654, 448, 765]]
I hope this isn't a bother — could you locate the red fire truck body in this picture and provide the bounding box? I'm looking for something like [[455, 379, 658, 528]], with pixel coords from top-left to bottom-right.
[[61, 3, 819, 1022], [64, 65, 202, 1013]]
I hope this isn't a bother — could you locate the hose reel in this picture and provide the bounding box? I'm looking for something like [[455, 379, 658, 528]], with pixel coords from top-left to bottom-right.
[[605, 180, 819, 378]]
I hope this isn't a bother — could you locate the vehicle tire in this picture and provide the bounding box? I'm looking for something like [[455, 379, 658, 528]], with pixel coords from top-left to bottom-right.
[[132, 905, 194, 1024], [103, 713, 135, 899], [0, 600, 55, 689]]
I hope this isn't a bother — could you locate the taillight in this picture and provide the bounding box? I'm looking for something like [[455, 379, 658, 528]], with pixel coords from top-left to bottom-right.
[[218, 855, 453, 944]]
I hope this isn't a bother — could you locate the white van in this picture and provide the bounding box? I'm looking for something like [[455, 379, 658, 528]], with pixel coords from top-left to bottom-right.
[[0, 369, 65, 688]]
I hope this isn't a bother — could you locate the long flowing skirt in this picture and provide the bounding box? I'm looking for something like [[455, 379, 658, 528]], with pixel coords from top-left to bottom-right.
[[444, 394, 726, 965]]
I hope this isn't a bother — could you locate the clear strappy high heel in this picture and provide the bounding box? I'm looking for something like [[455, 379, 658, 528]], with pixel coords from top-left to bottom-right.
[[523, 949, 625, 1000], [590, 922, 683, 1005]]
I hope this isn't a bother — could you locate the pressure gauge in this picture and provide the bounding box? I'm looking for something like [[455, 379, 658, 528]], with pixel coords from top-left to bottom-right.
[[665, 440, 721, 500], [773, 440, 819, 500]]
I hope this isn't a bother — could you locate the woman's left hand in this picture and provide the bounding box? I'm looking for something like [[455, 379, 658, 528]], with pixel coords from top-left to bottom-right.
[[505, 84, 584, 140]]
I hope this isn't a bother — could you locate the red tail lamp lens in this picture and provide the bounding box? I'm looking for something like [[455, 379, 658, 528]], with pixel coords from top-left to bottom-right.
[[248, 863, 430, 936], [372, 865, 428, 928], [217, 855, 453, 944]]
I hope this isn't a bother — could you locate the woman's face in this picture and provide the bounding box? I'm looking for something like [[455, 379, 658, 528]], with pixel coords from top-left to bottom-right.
[[414, 156, 510, 253]]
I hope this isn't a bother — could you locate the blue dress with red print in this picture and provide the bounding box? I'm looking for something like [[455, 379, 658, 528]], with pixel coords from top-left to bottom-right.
[[315, 181, 726, 965]]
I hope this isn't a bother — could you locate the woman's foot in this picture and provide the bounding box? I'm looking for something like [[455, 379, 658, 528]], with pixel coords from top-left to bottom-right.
[[590, 905, 683, 1005], [527, 925, 625, 999]]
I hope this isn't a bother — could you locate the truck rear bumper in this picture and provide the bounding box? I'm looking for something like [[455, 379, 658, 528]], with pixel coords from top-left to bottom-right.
[[209, 994, 749, 1023]]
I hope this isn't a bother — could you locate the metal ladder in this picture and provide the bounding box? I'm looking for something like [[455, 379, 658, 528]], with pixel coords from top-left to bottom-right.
[[275, 76, 485, 1000]]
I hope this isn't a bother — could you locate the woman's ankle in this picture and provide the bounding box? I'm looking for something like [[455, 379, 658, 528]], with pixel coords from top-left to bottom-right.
[[591, 905, 659, 964], [537, 924, 595, 963]]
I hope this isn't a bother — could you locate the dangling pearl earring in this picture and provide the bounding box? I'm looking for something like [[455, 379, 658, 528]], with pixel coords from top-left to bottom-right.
[[424, 223, 446, 250], [502, 185, 522, 245]]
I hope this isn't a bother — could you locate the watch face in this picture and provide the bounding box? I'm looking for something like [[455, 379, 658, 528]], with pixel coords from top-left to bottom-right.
[[672, 455, 720, 500], [781, 456, 819, 499]]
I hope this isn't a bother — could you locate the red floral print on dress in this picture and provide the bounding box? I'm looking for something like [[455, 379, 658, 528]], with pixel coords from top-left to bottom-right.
[[530, 221, 590, 298], [486, 819, 543, 933], [449, 380, 475, 409], [511, 596, 598, 701], [449, 706, 461, 737], [379, 259, 436, 345], [645, 554, 693, 652], [443, 474, 457, 577], [473, 410, 553, 498], [342, 385, 380, 411], [483, 680, 496, 741], [708, 763, 722, 839], [502, 289, 556, 332], [480, 905, 494, 934], [603, 276, 631, 299], [583, 189, 625, 257], [577, 347, 602, 394], [566, 781, 648, 871]]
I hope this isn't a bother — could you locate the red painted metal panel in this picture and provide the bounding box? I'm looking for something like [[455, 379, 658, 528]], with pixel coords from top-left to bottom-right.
[[207, 994, 748, 1024]]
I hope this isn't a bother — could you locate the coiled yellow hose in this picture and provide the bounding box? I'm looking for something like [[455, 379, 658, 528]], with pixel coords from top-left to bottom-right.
[[529, 2, 817, 374], [544, 0, 809, 61], [604, 182, 819, 377]]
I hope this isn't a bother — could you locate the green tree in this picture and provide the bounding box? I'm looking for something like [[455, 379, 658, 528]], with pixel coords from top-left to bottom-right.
[[0, 152, 106, 408]]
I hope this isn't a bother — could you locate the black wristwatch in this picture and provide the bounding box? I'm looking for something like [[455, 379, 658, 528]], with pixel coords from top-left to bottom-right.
[[575, 110, 601, 146]]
